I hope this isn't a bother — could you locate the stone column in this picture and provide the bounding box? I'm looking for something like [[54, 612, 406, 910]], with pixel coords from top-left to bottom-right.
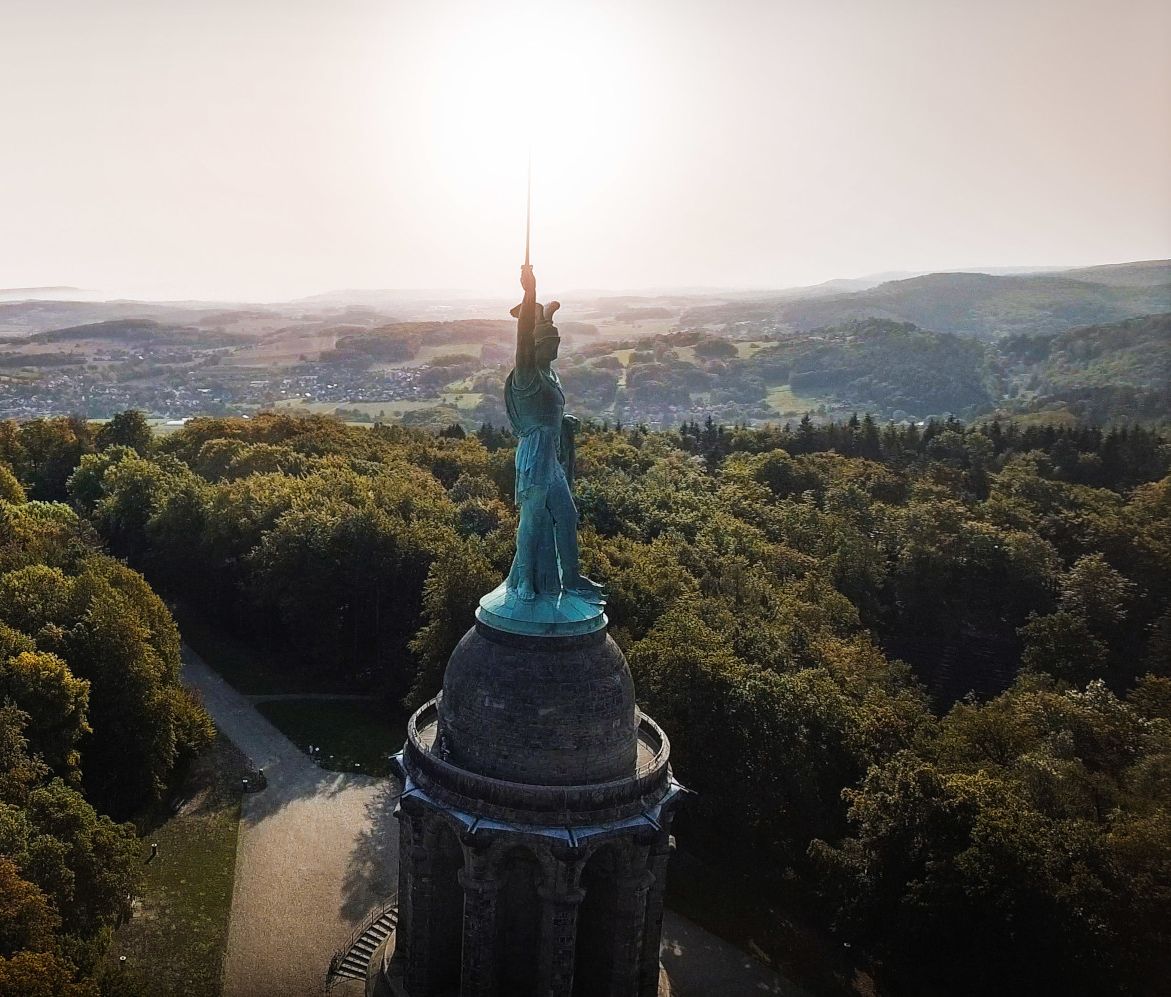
[[392, 807, 415, 969], [608, 868, 654, 996], [638, 834, 675, 997], [402, 812, 437, 995], [459, 850, 499, 997], [537, 884, 585, 997]]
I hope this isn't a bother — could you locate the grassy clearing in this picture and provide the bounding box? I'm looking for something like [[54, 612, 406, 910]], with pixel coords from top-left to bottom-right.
[[255, 699, 407, 777], [735, 340, 771, 358], [1010, 407, 1081, 428], [105, 733, 248, 997], [438, 391, 484, 409], [766, 384, 819, 416], [174, 605, 348, 695], [146, 419, 190, 437], [592, 318, 677, 340]]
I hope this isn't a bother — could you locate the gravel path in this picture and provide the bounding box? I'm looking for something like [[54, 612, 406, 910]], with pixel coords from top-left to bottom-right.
[[183, 645, 798, 997], [245, 693, 375, 704], [182, 647, 397, 997], [661, 911, 808, 996]]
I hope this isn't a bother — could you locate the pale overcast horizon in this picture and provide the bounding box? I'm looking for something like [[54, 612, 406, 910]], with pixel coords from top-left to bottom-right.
[[2, 0, 1169, 302]]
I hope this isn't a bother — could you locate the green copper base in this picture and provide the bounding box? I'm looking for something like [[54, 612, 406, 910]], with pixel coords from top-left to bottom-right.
[[476, 581, 607, 637]]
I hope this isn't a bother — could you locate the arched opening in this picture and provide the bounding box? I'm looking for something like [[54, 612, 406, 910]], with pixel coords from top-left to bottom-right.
[[495, 846, 542, 996], [426, 821, 465, 992], [573, 844, 625, 996]]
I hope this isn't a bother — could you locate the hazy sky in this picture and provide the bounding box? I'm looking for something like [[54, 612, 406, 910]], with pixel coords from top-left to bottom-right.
[[2, 0, 1169, 300]]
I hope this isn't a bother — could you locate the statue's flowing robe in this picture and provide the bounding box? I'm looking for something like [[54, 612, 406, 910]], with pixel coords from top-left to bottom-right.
[[504, 363, 576, 595], [505, 365, 567, 501]]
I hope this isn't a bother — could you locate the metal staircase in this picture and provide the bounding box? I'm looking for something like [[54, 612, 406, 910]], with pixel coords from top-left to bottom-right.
[[325, 896, 398, 991]]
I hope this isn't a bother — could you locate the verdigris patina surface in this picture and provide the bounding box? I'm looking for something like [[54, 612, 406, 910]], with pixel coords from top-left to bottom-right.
[[477, 265, 607, 636]]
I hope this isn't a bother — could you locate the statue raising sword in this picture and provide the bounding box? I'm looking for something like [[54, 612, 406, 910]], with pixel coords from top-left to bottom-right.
[[503, 168, 605, 603]]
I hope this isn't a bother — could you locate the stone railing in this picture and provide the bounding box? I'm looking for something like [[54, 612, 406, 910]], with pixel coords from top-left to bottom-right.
[[404, 699, 673, 824]]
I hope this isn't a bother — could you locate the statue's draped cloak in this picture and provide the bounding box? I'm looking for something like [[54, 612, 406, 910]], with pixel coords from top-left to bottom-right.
[[505, 365, 566, 502]]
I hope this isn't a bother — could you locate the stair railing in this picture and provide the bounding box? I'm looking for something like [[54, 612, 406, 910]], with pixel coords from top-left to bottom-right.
[[325, 893, 399, 993]]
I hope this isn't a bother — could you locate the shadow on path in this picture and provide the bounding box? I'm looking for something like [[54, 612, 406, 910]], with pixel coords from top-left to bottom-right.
[[340, 777, 400, 923]]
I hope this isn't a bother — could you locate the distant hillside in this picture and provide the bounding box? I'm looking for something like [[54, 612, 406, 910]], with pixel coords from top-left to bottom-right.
[[323, 319, 513, 365], [1060, 260, 1171, 288], [1000, 313, 1171, 425], [0, 299, 250, 337], [13, 318, 244, 349], [682, 261, 1171, 340], [1040, 313, 1171, 390], [756, 319, 995, 417], [0, 285, 84, 297]]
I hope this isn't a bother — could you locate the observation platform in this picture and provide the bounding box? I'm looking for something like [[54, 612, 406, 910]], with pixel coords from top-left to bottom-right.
[[398, 698, 683, 832]]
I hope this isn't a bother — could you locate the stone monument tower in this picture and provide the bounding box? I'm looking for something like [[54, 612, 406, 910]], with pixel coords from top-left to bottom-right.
[[368, 265, 687, 997]]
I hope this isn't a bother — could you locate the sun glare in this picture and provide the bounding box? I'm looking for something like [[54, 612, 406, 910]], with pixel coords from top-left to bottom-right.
[[411, 3, 643, 276]]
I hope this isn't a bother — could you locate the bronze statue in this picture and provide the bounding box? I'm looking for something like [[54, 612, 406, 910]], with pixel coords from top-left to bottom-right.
[[503, 264, 604, 603]]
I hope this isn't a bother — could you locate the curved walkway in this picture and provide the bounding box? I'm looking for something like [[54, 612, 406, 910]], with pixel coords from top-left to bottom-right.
[[182, 645, 801, 997], [183, 648, 398, 997]]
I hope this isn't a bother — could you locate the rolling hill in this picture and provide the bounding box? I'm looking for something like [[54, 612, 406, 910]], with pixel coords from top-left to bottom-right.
[[681, 261, 1171, 340]]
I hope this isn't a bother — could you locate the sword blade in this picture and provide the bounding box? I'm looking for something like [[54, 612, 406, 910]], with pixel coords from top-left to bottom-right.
[[524, 148, 532, 267]]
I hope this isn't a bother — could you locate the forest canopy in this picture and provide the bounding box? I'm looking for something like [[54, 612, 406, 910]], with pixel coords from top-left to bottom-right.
[[2, 408, 1169, 995], [0, 434, 212, 994]]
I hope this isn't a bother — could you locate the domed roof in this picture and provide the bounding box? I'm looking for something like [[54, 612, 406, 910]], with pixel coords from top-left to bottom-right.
[[437, 622, 638, 786]]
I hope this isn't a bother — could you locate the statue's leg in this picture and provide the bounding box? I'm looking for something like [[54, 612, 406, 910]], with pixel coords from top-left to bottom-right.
[[545, 476, 581, 582], [509, 489, 548, 600], [546, 476, 603, 600], [534, 504, 559, 595]]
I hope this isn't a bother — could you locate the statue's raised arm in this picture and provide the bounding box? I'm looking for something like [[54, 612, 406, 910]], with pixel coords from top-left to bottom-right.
[[512, 264, 538, 371]]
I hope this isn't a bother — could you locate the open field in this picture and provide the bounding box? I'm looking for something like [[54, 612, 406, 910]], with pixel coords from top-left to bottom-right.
[[440, 390, 483, 408], [735, 340, 772, 357], [255, 699, 408, 777], [1004, 407, 1081, 428], [766, 384, 820, 416], [225, 331, 340, 366], [147, 418, 191, 436], [105, 733, 248, 997], [591, 317, 678, 339]]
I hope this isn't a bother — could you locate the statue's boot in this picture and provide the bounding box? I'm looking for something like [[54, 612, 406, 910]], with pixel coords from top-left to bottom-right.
[[566, 574, 607, 604]]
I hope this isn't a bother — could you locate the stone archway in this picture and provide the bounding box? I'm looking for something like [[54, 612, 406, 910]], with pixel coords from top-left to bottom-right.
[[573, 843, 627, 996], [426, 821, 464, 993], [494, 846, 543, 996]]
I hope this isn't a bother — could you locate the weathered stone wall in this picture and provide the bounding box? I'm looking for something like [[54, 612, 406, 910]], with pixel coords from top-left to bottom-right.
[[438, 624, 637, 786]]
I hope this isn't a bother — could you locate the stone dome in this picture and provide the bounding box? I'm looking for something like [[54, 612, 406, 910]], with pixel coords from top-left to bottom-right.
[[436, 621, 638, 786]]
